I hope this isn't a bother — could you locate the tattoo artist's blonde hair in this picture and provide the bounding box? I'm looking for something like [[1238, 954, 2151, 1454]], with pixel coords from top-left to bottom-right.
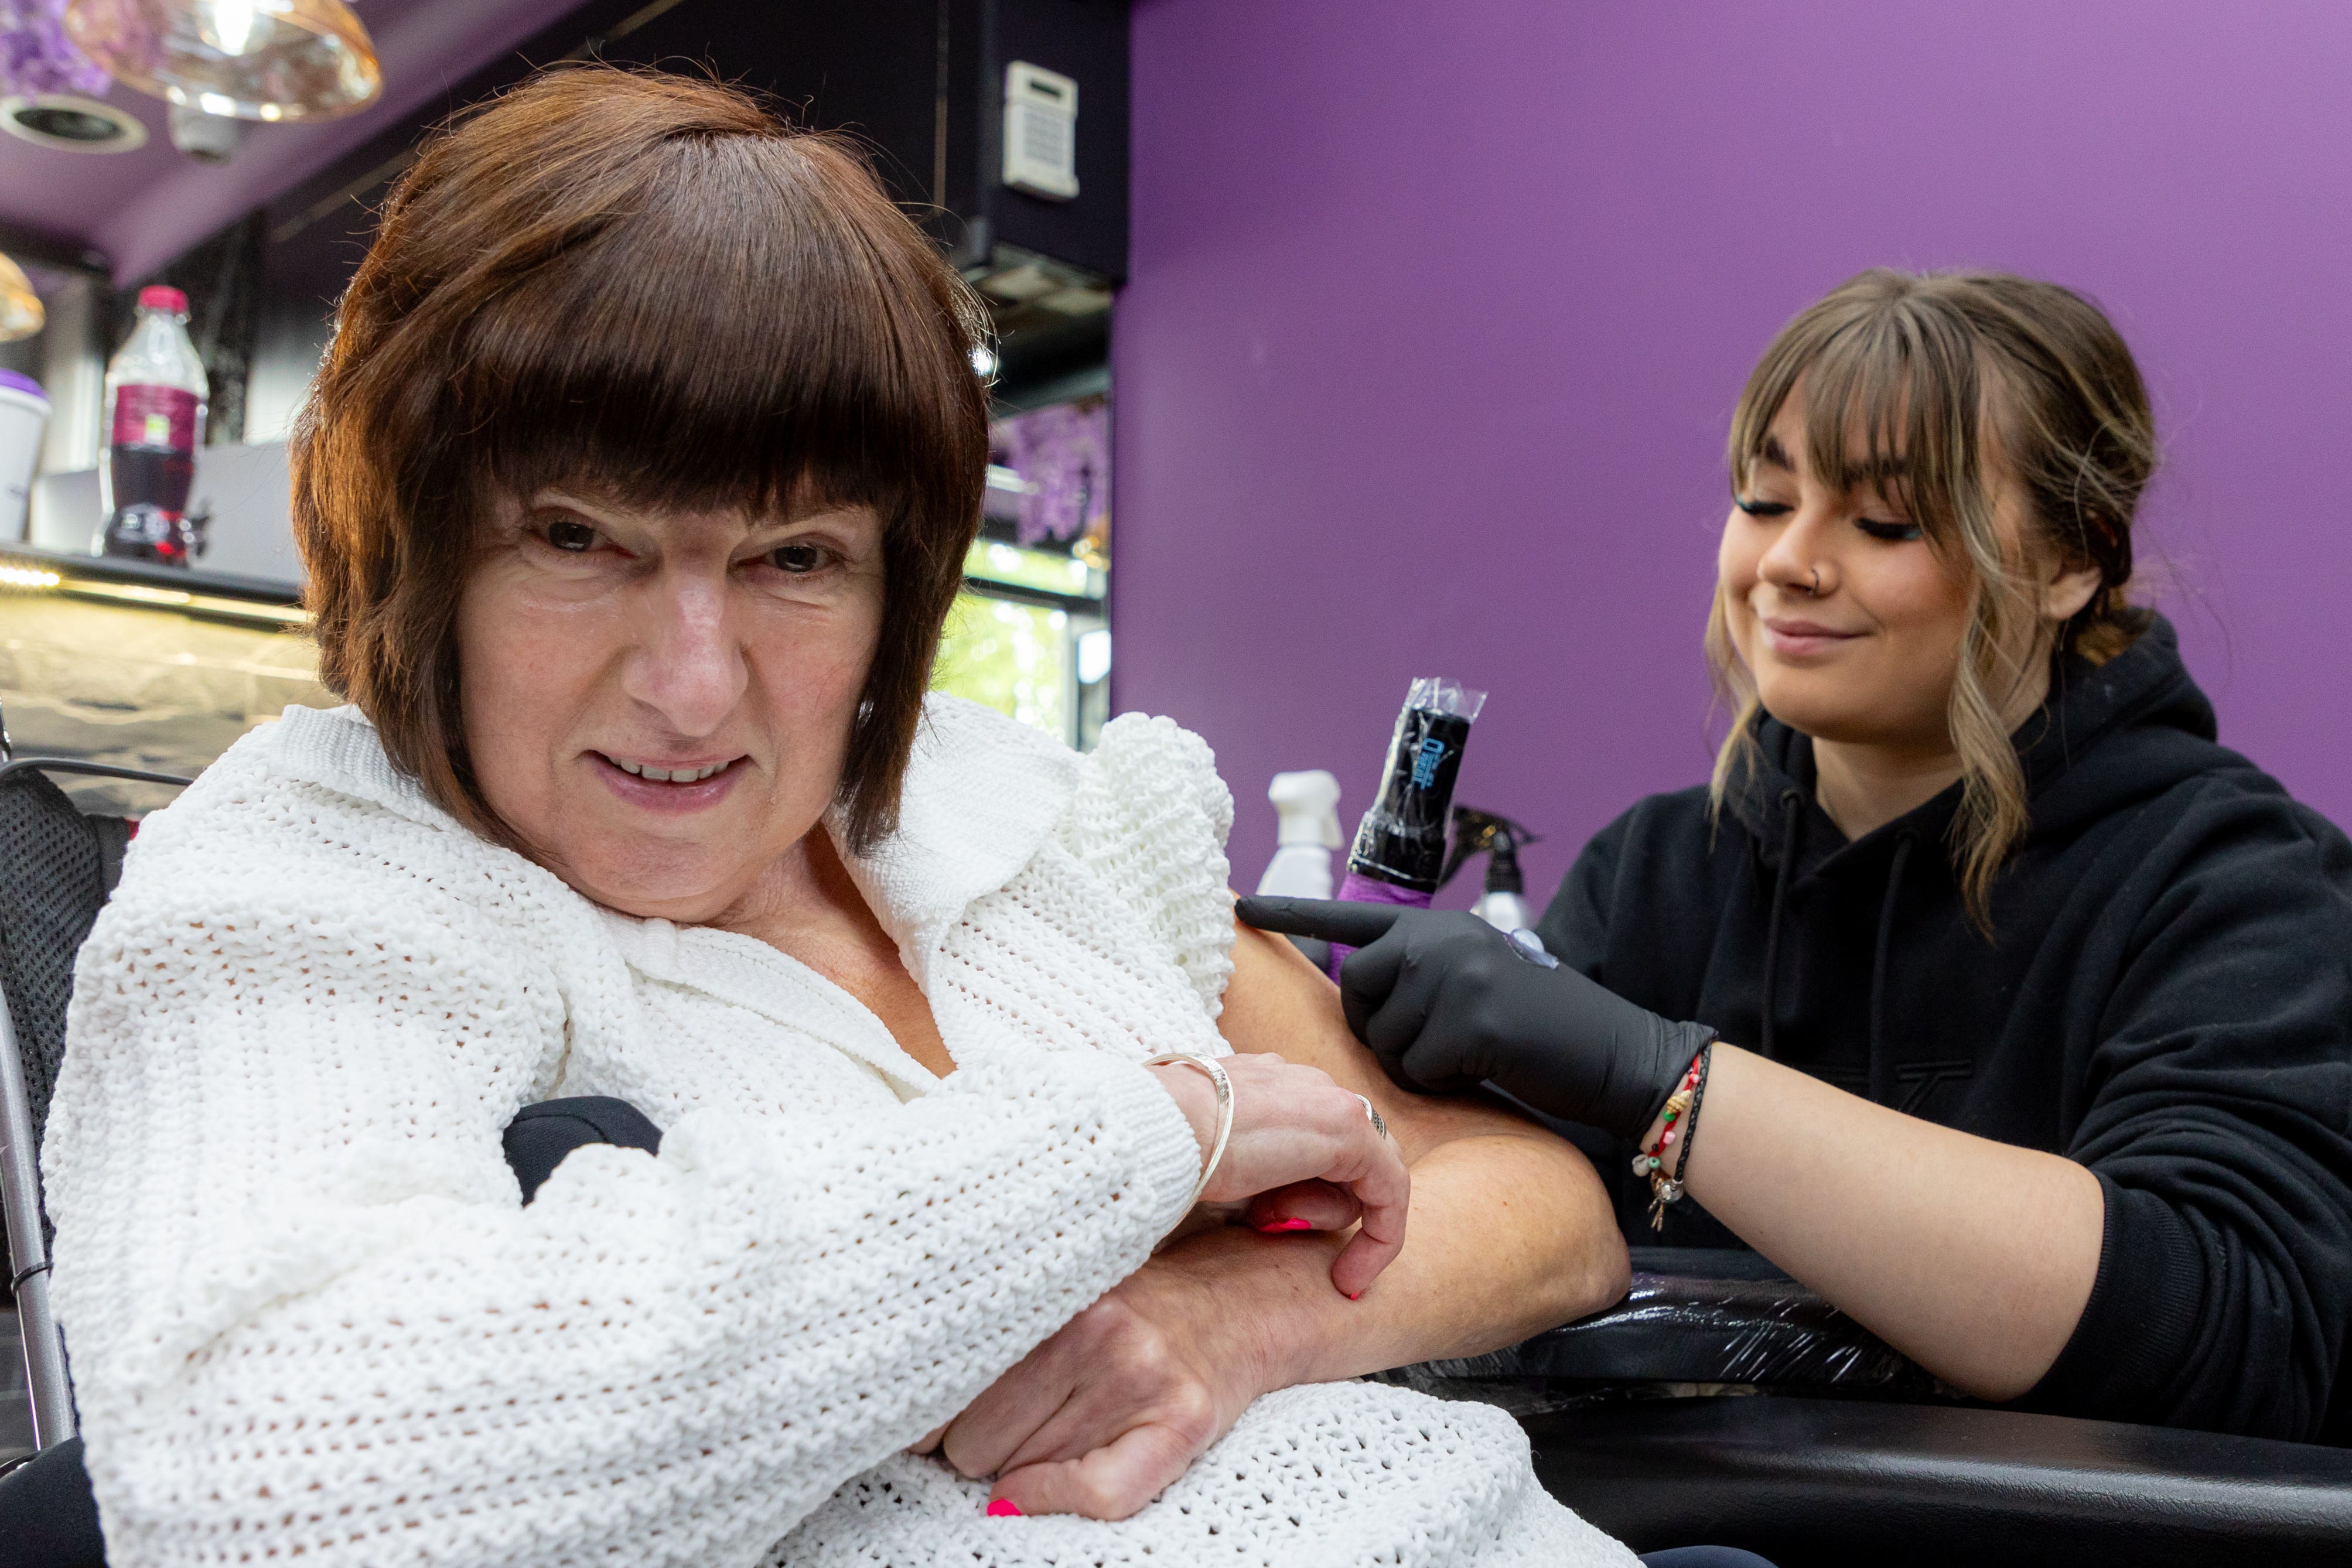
[[1706, 269, 2157, 927]]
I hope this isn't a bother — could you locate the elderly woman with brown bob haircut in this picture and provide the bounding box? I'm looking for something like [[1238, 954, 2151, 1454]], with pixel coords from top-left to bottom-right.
[[39, 68, 1641, 1568]]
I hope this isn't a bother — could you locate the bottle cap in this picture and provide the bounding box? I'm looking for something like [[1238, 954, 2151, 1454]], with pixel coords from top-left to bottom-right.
[[136, 285, 189, 315], [1268, 770, 1343, 848]]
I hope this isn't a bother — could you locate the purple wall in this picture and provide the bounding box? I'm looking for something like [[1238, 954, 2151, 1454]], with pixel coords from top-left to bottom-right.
[[1114, 0, 2352, 907]]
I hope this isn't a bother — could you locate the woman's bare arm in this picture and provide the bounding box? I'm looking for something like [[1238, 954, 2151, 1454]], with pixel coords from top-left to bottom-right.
[[1204, 920, 1629, 1375], [935, 918, 1627, 1518], [1668, 1044, 2104, 1399]]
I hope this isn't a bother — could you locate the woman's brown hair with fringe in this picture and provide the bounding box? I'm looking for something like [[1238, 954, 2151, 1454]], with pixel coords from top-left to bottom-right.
[[292, 65, 991, 853], [1706, 269, 2157, 925]]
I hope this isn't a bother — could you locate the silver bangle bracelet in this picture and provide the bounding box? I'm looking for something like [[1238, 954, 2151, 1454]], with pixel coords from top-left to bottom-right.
[[1144, 1051, 1235, 1207]]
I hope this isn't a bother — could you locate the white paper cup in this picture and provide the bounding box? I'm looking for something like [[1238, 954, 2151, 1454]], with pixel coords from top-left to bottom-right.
[[0, 376, 50, 542]]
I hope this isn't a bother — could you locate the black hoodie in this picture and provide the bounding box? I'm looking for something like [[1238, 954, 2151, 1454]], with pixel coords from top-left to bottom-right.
[[1534, 615, 2352, 1442]]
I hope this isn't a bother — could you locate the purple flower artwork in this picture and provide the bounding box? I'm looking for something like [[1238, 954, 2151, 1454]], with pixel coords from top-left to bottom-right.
[[1, 0, 111, 97], [992, 398, 1110, 549]]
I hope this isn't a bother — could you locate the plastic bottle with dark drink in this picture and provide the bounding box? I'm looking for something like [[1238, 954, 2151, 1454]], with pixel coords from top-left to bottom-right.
[[95, 285, 209, 568]]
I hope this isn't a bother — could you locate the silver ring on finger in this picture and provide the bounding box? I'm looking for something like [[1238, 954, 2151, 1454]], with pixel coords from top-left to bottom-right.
[[1356, 1093, 1389, 1140]]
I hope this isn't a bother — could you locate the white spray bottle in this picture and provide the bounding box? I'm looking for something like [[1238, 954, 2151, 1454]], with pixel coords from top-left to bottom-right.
[[1257, 770, 1343, 899]]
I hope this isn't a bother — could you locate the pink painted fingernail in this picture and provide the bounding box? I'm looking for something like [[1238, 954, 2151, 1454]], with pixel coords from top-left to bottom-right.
[[986, 1499, 1023, 1518], [1255, 1217, 1313, 1233]]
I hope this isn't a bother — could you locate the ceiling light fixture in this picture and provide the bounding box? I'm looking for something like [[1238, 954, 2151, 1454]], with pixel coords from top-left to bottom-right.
[[197, 0, 257, 56], [0, 91, 146, 151], [167, 99, 238, 162], [63, 0, 381, 122]]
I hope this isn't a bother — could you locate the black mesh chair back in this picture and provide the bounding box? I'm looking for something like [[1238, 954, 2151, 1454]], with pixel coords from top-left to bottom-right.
[[0, 770, 128, 1164], [0, 756, 188, 1460]]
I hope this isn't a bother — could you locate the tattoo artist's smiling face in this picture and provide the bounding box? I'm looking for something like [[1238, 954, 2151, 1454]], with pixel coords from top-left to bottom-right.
[[456, 487, 885, 923], [1718, 391, 1987, 754]]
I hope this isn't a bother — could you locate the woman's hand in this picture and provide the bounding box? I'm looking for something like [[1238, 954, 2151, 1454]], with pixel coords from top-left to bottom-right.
[[1234, 897, 1713, 1142], [913, 927, 1629, 1522], [916, 1243, 1264, 1520], [1146, 1051, 1407, 1299]]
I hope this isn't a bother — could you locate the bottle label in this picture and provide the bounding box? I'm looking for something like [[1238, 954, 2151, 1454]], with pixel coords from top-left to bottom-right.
[[1349, 706, 1473, 893], [1409, 735, 1450, 788], [110, 384, 199, 453]]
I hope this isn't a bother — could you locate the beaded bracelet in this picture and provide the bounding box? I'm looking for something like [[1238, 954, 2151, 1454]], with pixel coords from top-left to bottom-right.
[[1633, 1043, 1714, 1230]]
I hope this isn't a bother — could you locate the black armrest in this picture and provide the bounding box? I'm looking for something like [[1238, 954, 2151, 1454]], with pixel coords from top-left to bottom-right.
[[1409, 1247, 1938, 1399], [1393, 1248, 2352, 1560], [1524, 1396, 2352, 1567]]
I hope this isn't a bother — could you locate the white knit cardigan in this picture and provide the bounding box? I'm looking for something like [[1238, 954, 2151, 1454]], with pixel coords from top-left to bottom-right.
[[46, 695, 1633, 1568]]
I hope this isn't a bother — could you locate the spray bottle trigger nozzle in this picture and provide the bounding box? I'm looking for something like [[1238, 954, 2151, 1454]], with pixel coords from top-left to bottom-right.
[[1269, 770, 1344, 849]]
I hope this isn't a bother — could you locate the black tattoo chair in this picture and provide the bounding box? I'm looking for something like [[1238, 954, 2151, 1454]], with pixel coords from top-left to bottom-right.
[[0, 740, 191, 1566], [1395, 1246, 2352, 1564]]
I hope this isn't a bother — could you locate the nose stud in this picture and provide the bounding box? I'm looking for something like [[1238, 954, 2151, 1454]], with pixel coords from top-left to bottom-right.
[[1806, 568, 1822, 596]]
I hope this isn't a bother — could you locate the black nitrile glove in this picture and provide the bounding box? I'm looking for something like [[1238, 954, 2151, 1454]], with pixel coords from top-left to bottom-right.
[[1237, 895, 1715, 1143]]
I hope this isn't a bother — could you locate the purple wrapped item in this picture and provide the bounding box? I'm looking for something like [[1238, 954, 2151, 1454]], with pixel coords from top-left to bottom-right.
[[1, 0, 112, 97], [1324, 870, 1431, 981]]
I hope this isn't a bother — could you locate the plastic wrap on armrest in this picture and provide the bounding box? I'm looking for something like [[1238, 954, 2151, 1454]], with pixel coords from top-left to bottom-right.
[[1397, 1248, 1939, 1399]]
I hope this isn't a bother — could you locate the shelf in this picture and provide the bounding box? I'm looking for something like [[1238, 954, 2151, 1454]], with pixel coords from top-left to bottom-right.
[[0, 544, 306, 629]]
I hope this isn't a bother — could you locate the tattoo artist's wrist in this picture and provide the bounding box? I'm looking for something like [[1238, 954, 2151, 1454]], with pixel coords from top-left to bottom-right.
[[1637, 1032, 1717, 1177]]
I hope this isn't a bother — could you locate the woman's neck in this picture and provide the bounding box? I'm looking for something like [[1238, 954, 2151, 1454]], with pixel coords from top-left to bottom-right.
[[719, 824, 957, 1077], [719, 824, 887, 953], [1809, 739, 1965, 843], [1808, 645, 2059, 843]]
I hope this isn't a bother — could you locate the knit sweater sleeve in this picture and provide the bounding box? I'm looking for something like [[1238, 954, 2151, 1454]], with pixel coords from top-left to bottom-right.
[[1064, 713, 1237, 1019], [2026, 788, 2352, 1440], [43, 807, 1203, 1566]]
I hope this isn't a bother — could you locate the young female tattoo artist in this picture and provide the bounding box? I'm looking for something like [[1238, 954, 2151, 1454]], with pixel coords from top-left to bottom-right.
[[1247, 269, 2352, 1442]]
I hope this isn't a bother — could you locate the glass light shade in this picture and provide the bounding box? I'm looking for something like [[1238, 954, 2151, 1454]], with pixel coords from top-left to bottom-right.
[[0, 254, 43, 342], [63, 0, 380, 122]]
